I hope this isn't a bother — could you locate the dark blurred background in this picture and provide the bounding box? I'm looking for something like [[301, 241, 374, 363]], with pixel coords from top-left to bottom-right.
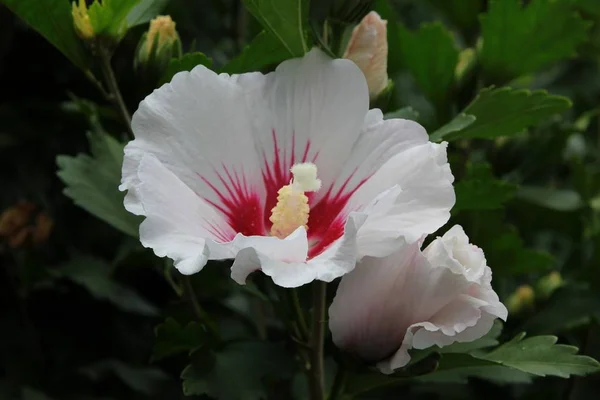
[[2, 0, 600, 399]]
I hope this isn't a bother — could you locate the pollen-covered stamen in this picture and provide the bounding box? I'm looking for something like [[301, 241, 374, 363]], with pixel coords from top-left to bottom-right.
[[269, 163, 321, 239]]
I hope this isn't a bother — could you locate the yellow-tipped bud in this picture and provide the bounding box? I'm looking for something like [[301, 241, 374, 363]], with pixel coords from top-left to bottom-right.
[[144, 16, 179, 58], [72, 0, 94, 40], [535, 271, 564, 300], [135, 15, 182, 86], [507, 285, 535, 314], [343, 11, 389, 100]]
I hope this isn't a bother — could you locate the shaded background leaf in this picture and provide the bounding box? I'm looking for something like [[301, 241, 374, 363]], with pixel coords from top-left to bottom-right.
[[0, 0, 90, 70]]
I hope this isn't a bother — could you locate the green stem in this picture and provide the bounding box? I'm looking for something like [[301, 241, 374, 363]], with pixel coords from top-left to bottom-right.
[[292, 288, 310, 339], [308, 281, 327, 400], [84, 70, 111, 100], [183, 276, 220, 339], [98, 47, 134, 136]]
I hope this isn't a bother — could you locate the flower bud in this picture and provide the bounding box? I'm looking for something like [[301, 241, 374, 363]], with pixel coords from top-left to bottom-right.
[[506, 285, 535, 314], [0, 201, 53, 250], [329, 225, 507, 374], [455, 48, 476, 82], [143, 16, 180, 61], [72, 0, 95, 40], [72, 0, 138, 47], [535, 271, 564, 300], [134, 16, 182, 85], [343, 11, 389, 100]]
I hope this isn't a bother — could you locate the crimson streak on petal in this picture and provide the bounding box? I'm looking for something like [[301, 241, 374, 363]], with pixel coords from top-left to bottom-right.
[[199, 129, 368, 258], [307, 171, 368, 258], [199, 166, 264, 239], [262, 130, 317, 230]]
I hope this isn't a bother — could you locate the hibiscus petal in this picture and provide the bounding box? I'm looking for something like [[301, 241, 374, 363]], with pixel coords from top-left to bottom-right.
[[135, 155, 234, 274], [246, 48, 370, 201], [423, 225, 488, 283], [229, 213, 366, 288], [121, 64, 265, 233], [344, 113, 455, 257]]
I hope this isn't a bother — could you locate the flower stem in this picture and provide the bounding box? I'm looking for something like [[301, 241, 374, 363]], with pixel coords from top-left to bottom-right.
[[308, 281, 327, 400], [182, 276, 219, 339], [98, 46, 134, 136], [292, 288, 309, 339]]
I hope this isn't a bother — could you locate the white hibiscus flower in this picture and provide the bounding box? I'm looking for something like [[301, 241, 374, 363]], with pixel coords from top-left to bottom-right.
[[120, 48, 454, 288], [329, 225, 508, 374]]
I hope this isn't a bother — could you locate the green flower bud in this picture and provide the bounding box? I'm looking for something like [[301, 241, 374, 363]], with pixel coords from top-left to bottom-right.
[[506, 285, 535, 314], [71, 0, 137, 49], [134, 16, 182, 87], [535, 271, 564, 300]]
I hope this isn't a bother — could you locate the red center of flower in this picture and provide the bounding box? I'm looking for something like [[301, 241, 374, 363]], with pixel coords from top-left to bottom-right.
[[201, 130, 366, 258]]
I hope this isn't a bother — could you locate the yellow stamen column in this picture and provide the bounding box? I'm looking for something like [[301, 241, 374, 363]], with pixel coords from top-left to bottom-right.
[[269, 163, 322, 239]]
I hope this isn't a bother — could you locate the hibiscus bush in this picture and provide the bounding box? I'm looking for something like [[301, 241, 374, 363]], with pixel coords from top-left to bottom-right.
[[2, 0, 600, 399]]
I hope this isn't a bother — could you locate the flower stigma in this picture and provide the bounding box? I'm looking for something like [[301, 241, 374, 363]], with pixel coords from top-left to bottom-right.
[[269, 163, 322, 239]]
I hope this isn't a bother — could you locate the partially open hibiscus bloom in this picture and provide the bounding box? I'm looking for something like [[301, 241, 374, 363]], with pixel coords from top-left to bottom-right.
[[120, 48, 454, 287], [329, 225, 508, 374]]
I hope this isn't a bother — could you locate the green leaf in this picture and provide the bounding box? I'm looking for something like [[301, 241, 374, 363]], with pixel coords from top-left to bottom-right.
[[182, 341, 294, 400], [480, 0, 590, 83], [221, 31, 291, 74], [570, 0, 600, 17], [347, 352, 530, 395], [127, 0, 169, 27], [88, 0, 140, 38], [384, 107, 420, 121], [408, 320, 503, 366], [466, 211, 554, 276], [242, 0, 309, 57], [445, 87, 571, 140], [426, 0, 483, 33], [56, 256, 159, 316], [397, 22, 459, 107], [416, 353, 533, 384], [430, 113, 476, 141], [479, 334, 600, 378], [517, 186, 584, 211], [80, 360, 169, 395], [0, 0, 89, 70], [152, 318, 207, 361], [522, 287, 600, 334], [160, 52, 213, 84], [489, 229, 555, 276], [453, 163, 518, 213], [56, 131, 141, 237]]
